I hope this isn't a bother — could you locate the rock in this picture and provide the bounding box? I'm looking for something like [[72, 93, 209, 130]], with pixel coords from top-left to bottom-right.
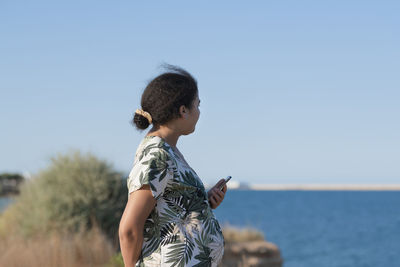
[[220, 240, 283, 267]]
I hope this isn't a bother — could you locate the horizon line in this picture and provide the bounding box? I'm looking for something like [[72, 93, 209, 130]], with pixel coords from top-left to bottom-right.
[[203, 183, 400, 191]]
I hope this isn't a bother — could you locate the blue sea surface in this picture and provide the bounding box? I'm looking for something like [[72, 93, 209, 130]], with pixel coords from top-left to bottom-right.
[[213, 190, 400, 267]]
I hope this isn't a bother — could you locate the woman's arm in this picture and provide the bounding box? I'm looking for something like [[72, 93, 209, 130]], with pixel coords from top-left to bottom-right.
[[119, 185, 156, 267]]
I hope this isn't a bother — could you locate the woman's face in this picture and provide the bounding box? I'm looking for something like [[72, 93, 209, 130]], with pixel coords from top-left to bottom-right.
[[182, 94, 200, 135]]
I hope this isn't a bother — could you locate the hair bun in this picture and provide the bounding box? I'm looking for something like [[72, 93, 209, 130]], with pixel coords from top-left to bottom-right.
[[132, 112, 150, 130], [135, 109, 152, 124]]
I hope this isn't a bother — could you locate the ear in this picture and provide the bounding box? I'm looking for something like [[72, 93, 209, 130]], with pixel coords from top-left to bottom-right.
[[179, 105, 188, 119]]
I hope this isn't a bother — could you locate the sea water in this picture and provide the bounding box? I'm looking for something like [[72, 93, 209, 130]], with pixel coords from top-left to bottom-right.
[[213, 190, 400, 267]]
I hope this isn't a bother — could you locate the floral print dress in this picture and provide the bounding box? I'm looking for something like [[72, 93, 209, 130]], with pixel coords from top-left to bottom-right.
[[127, 135, 225, 267]]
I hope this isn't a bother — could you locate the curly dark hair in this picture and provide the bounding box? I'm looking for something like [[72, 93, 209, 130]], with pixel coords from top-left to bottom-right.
[[132, 63, 198, 130]]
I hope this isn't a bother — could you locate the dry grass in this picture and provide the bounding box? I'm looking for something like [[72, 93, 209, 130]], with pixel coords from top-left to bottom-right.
[[0, 224, 117, 267], [222, 224, 265, 243], [0, 223, 266, 267]]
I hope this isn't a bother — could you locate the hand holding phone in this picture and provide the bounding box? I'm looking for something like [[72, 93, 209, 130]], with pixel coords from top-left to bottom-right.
[[208, 176, 231, 209], [219, 176, 232, 191]]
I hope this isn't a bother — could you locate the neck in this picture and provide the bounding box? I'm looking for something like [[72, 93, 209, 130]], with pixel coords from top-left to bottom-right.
[[147, 125, 180, 148]]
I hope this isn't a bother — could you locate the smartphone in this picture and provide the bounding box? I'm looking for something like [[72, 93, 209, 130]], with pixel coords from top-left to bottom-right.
[[219, 176, 232, 191]]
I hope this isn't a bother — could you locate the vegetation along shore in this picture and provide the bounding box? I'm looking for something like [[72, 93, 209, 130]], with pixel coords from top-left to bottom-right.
[[0, 150, 283, 267]]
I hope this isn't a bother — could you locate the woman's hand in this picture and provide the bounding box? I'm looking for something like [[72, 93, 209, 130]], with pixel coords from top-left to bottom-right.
[[207, 179, 227, 209]]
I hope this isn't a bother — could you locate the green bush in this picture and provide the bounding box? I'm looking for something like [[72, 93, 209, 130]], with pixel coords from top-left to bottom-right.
[[0, 149, 128, 248], [105, 252, 124, 267]]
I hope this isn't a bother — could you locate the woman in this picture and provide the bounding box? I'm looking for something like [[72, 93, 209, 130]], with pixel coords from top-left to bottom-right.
[[119, 64, 228, 267]]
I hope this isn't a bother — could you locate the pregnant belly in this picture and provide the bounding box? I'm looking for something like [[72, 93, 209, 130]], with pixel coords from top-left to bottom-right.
[[209, 223, 225, 266]]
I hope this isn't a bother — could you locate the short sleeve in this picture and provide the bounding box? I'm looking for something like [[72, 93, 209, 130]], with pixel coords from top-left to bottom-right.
[[127, 147, 173, 200]]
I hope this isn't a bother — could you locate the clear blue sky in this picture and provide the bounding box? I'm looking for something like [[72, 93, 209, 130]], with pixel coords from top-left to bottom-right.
[[1, 1, 399, 185]]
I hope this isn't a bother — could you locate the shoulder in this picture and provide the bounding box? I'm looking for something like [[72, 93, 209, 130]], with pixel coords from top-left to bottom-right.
[[136, 137, 174, 164], [127, 137, 175, 198]]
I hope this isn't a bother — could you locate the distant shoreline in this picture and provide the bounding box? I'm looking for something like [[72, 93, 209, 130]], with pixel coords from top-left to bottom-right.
[[247, 184, 400, 191], [203, 183, 400, 191]]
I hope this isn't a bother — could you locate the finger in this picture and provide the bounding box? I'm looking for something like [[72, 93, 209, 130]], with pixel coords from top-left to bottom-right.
[[213, 192, 222, 203], [213, 187, 223, 197], [207, 188, 216, 198], [216, 179, 225, 188], [208, 199, 212, 208], [217, 178, 225, 185], [213, 195, 221, 206], [215, 189, 225, 200], [209, 196, 217, 209], [207, 192, 213, 202], [221, 184, 227, 193], [213, 188, 224, 198], [210, 190, 220, 200]]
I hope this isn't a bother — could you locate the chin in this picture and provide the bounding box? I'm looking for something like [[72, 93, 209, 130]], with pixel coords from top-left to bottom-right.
[[183, 128, 195, 135]]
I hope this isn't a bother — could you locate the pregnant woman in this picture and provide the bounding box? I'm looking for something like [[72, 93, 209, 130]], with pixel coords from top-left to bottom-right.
[[119, 64, 228, 267]]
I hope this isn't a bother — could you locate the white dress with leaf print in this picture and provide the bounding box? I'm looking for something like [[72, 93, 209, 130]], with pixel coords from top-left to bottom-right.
[[127, 135, 225, 267]]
